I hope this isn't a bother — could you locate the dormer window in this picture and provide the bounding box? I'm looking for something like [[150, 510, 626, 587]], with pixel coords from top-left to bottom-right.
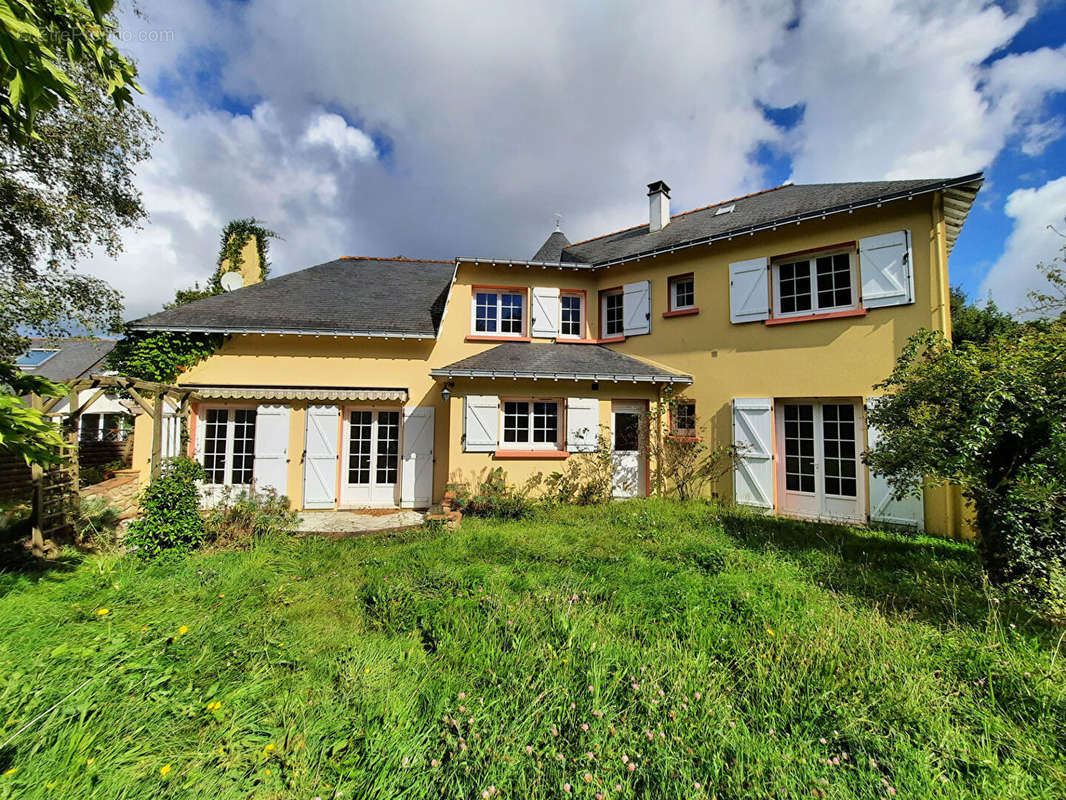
[[473, 289, 526, 336]]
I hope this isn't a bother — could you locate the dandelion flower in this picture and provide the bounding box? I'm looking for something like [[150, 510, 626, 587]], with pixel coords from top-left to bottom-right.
[[767, 628, 775, 637], [86, 758, 94, 766], [177, 625, 188, 635], [97, 608, 110, 616], [160, 764, 172, 776], [219, 593, 225, 598], [4, 767, 16, 776]]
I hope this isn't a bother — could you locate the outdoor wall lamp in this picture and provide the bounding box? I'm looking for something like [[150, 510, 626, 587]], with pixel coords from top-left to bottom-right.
[[440, 381, 455, 402]]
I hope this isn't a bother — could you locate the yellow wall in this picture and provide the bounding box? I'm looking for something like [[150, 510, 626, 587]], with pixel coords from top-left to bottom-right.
[[135, 191, 967, 536]]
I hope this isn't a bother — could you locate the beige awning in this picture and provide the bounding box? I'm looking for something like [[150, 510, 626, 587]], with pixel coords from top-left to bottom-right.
[[185, 385, 408, 402]]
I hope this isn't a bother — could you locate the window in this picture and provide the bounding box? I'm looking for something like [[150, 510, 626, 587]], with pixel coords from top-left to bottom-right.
[[102, 413, 131, 441], [80, 413, 101, 441], [669, 274, 695, 311], [473, 289, 525, 336], [672, 402, 696, 436], [783, 404, 816, 493], [773, 250, 856, 317], [821, 403, 857, 498], [502, 400, 559, 448], [202, 407, 257, 485], [601, 289, 624, 337], [559, 292, 583, 338], [375, 410, 400, 484], [15, 348, 58, 369]]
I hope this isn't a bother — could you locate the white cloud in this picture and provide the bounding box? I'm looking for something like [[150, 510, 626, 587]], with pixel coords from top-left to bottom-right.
[[979, 176, 1066, 314], [83, 0, 1066, 321], [303, 112, 377, 162]]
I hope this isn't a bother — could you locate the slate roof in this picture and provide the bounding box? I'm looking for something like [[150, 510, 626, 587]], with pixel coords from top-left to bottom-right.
[[130, 257, 455, 337], [19, 338, 115, 380], [531, 230, 570, 261], [430, 342, 692, 383]]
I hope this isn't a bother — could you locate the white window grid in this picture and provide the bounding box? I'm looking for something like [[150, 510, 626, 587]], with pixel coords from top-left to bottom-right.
[[201, 407, 257, 485], [559, 293, 583, 338], [773, 249, 857, 318], [473, 290, 526, 336], [670, 275, 695, 310], [602, 291, 624, 337], [501, 399, 560, 449]]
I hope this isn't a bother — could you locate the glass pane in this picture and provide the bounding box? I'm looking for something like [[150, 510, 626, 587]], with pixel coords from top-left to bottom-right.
[[560, 294, 582, 337], [783, 404, 816, 493], [532, 401, 558, 444], [604, 293, 624, 336], [475, 292, 498, 333], [348, 410, 372, 485], [500, 293, 524, 334], [815, 253, 852, 310], [822, 403, 857, 497], [203, 408, 229, 484], [375, 411, 400, 484], [672, 276, 695, 309], [778, 261, 812, 314], [15, 349, 57, 367], [614, 412, 640, 451], [503, 401, 529, 444], [231, 409, 257, 484]]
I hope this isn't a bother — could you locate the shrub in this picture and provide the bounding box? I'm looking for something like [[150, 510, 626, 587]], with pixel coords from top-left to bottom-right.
[[203, 487, 298, 549], [644, 393, 739, 500], [866, 322, 1066, 584], [446, 467, 536, 519], [543, 428, 614, 505], [125, 457, 205, 558]]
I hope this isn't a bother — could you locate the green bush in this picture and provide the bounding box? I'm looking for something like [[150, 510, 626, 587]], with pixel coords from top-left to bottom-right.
[[543, 429, 614, 506], [202, 487, 298, 549], [446, 467, 536, 520], [125, 457, 206, 559]]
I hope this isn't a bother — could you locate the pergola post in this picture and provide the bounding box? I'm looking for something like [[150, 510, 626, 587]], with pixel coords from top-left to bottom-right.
[[29, 393, 45, 554], [151, 392, 164, 479], [66, 387, 80, 492]]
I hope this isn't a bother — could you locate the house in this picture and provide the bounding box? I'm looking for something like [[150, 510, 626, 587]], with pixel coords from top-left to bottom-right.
[[17, 338, 134, 443], [128, 173, 983, 537]]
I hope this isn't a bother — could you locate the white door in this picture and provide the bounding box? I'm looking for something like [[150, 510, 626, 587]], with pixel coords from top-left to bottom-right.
[[341, 408, 401, 507], [401, 407, 434, 509], [776, 401, 864, 524], [611, 401, 645, 498]]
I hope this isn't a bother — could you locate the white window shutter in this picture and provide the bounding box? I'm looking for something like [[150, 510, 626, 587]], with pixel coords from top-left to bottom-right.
[[566, 398, 599, 452], [859, 230, 913, 309], [623, 280, 651, 336], [531, 287, 560, 338], [303, 405, 339, 509], [865, 397, 924, 527], [733, 398, 774, 510], [253, 404, 291, 495], [464, 395, 498, 452], [729, 257, 770, 323], [401, 406, 435, 508]]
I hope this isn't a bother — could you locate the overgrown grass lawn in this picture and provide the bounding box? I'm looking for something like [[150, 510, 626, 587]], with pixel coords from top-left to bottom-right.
[[1, 501, 1063, 799]]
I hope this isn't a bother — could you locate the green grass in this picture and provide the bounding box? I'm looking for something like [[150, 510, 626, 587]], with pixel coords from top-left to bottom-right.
[[0, 500, 1063, 799]]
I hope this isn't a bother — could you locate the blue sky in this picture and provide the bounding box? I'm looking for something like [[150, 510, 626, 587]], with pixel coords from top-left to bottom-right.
[[86, 0, 1066, 319]]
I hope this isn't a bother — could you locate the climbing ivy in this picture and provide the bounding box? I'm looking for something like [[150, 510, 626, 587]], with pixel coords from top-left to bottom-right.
[[109, 218, 276, 382], [211, 218, 277, 291]]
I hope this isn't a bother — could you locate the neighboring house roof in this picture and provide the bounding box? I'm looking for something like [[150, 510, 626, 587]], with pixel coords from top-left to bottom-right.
[[430, 342, 692, 383], [129, 257, 456, 338], [531, 230, 571, 261], [17, 338, 116, 380], [462, 173, 983, 271]]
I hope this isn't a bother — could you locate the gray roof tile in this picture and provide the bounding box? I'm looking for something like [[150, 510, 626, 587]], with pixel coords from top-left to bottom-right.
[[130, 258, 455, 337], [531, 230, 571, 261], [19, 338, 115, 380], [431, 342, 691, 383]]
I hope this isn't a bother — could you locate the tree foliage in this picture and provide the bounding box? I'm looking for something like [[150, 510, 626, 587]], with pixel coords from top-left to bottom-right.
[[0, 59, 155, 358], [950, 286, 1017, 347], [865, 323, 1066, 584], [0, 361, 65, 466], [0, 0, 138, 143], [1023, 241, 1066, 317], [125, 457, 206, 558]]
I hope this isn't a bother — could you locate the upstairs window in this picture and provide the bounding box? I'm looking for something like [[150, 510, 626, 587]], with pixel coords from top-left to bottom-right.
[[202, 407, 257, 485], [773, 250, 856, 318], [669, 274, 695, 311], [559, 292, 584, 338], [502, 399, 559, 449], [473, 289, 526, 336], [600, 289, 624, 338]]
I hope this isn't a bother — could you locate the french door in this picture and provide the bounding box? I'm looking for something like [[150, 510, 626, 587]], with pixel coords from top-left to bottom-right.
[[611, 401, 645, 498], [341, 408, 400, 506], [775, 400, 864, 523]]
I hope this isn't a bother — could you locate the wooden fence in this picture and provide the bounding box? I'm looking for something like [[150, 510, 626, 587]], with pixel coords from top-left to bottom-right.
[[0, 439, 133, 505]]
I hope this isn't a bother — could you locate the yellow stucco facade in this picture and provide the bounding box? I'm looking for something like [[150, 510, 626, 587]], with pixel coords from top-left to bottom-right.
[[131, 187, 973, 538]]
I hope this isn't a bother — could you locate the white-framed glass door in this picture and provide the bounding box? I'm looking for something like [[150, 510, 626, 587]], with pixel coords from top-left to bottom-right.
[[611, 401, 645, 498], [341, 407, 400, 507], [775, 400, 864, 523]]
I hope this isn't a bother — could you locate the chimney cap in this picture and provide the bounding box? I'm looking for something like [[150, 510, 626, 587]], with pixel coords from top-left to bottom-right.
[[647, 180, 671, 197]]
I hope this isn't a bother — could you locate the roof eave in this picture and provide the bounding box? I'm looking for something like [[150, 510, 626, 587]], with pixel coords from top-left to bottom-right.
[[126, 324, 438, 340], [429, 367, 692, 384]]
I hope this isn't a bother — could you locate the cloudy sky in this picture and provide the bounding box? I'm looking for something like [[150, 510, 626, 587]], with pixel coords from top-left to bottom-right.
[[92, 0, 1066, 320]]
